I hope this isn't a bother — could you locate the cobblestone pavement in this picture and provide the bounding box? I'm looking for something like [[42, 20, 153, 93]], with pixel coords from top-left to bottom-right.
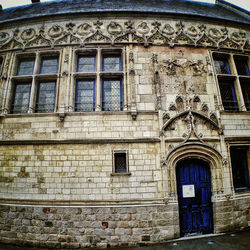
[[0, 229, 249, 250]]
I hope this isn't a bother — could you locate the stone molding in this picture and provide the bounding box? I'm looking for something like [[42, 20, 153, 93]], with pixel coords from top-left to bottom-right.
[[0, 138, 161, 145], [0, 20, 249, 51]]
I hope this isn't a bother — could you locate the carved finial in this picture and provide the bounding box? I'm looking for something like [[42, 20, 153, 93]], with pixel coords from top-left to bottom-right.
[[176, 21, 185, 32], [152, 21, 161, 31], [125, 20, 134, 32], [94, 20, 103, 30], [198, 24, 206, 33]]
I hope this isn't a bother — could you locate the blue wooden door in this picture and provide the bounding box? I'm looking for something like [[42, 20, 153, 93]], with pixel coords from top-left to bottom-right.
[[176, 159, 213, 236]]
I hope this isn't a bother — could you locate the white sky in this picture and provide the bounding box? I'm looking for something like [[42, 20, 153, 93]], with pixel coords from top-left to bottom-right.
[[0, 0, 249, 11]]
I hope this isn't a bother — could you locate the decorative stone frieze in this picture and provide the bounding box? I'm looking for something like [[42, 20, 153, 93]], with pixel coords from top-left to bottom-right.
[[0, 19, 248, 51]]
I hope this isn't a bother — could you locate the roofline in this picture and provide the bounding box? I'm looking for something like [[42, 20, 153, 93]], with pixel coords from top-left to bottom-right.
[[216, 0, 250, 17], [0, 8, 249, 27]]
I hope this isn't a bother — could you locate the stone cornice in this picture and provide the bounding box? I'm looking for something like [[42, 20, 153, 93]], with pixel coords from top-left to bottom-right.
[[0, 138, 161, 145]]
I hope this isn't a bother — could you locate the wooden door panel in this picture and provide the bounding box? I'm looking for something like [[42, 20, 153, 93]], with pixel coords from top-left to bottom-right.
[[176, 159, 213, 236]]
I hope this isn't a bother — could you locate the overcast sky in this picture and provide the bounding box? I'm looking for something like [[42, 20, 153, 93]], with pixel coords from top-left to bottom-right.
[[0, 0, 249, 11]]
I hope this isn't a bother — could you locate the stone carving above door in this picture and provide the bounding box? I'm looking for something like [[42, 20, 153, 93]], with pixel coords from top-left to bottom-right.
[[0, 19, 248, 51]]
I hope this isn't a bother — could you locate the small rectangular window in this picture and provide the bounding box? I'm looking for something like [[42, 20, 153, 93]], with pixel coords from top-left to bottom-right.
[[77, 55, 96, 72], [219, 80, 238, 111], [35, 81, 56, 113], [11, 83, 31, 113], [234, 56, 249, 76], [17, 58, 35, 76], [214, 57, 231, 75], [102, 79, 122, 111], [40, 57, 58, 74], [114, 152, 127, 173], [230, 146, 250, 191], [102, 55, 121, 72], [75, 80, 95, 112]]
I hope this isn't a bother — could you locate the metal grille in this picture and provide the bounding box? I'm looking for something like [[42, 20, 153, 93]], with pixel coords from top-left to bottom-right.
[[103, 56, 121, 72], [77, 56, 95, 72], [219, 81, 239, 111], [40, 57, 58, 74], [17, 59, 35, 75], [36, 82, 56, 113], [102, 80, 122, 111], [75, 80, 95, 112], [114, 153, 127, 173], [214, 59, 231, 74], [12, 83, 31, 113]]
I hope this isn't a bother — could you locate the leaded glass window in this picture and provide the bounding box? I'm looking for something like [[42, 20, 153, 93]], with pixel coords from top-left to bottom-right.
[[219, 80, 238, 111], [241, 80, 250, 111], [77, 56, 95, 72], [12, 83, 31, 113], [214, 58, 231, 74], [230, 146, 250, 191], [40, 57, 58, 74], [103, 56, 121, 72], [75, 80, 95, 112], [114, 152, 127, 173], [102, 79, 122, 111], [17, 58, 35, 76], [36, 82, 56, 113], [234, 56, 250, 76]]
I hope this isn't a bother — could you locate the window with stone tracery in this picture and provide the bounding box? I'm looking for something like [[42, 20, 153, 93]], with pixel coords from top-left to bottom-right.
[[212, 52, 250, 112], [73, 48, 123, 112], [10, 52, 59, 114]]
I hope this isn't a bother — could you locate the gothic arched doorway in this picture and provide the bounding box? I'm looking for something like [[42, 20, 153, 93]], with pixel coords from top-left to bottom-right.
[[176, 159, 213, 236]]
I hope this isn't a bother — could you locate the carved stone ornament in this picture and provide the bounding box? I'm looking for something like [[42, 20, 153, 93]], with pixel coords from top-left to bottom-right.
[[202, 103, 209, 112], [169, 103, 177, 111], [48, 25, 64, 38], [0, 32, 10, 43], [107, 22, 123, 35], [0, 20, 247, 51], [21, 28, 36, 41], [76, 23, 93, 36], [176, 96, 183, 103], [137, 22, 150, 35]]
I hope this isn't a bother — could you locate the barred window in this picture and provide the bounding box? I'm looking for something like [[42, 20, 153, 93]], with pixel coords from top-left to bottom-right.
[[113, 151, 128, 174]]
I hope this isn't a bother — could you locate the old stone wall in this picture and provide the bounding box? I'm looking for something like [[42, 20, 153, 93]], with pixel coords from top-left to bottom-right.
[[0, 204, 178, 248], [0, 142, 161, 202]]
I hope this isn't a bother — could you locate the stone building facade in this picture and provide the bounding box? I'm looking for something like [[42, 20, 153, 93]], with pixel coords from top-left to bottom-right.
[[0, 0, 249, 248]]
